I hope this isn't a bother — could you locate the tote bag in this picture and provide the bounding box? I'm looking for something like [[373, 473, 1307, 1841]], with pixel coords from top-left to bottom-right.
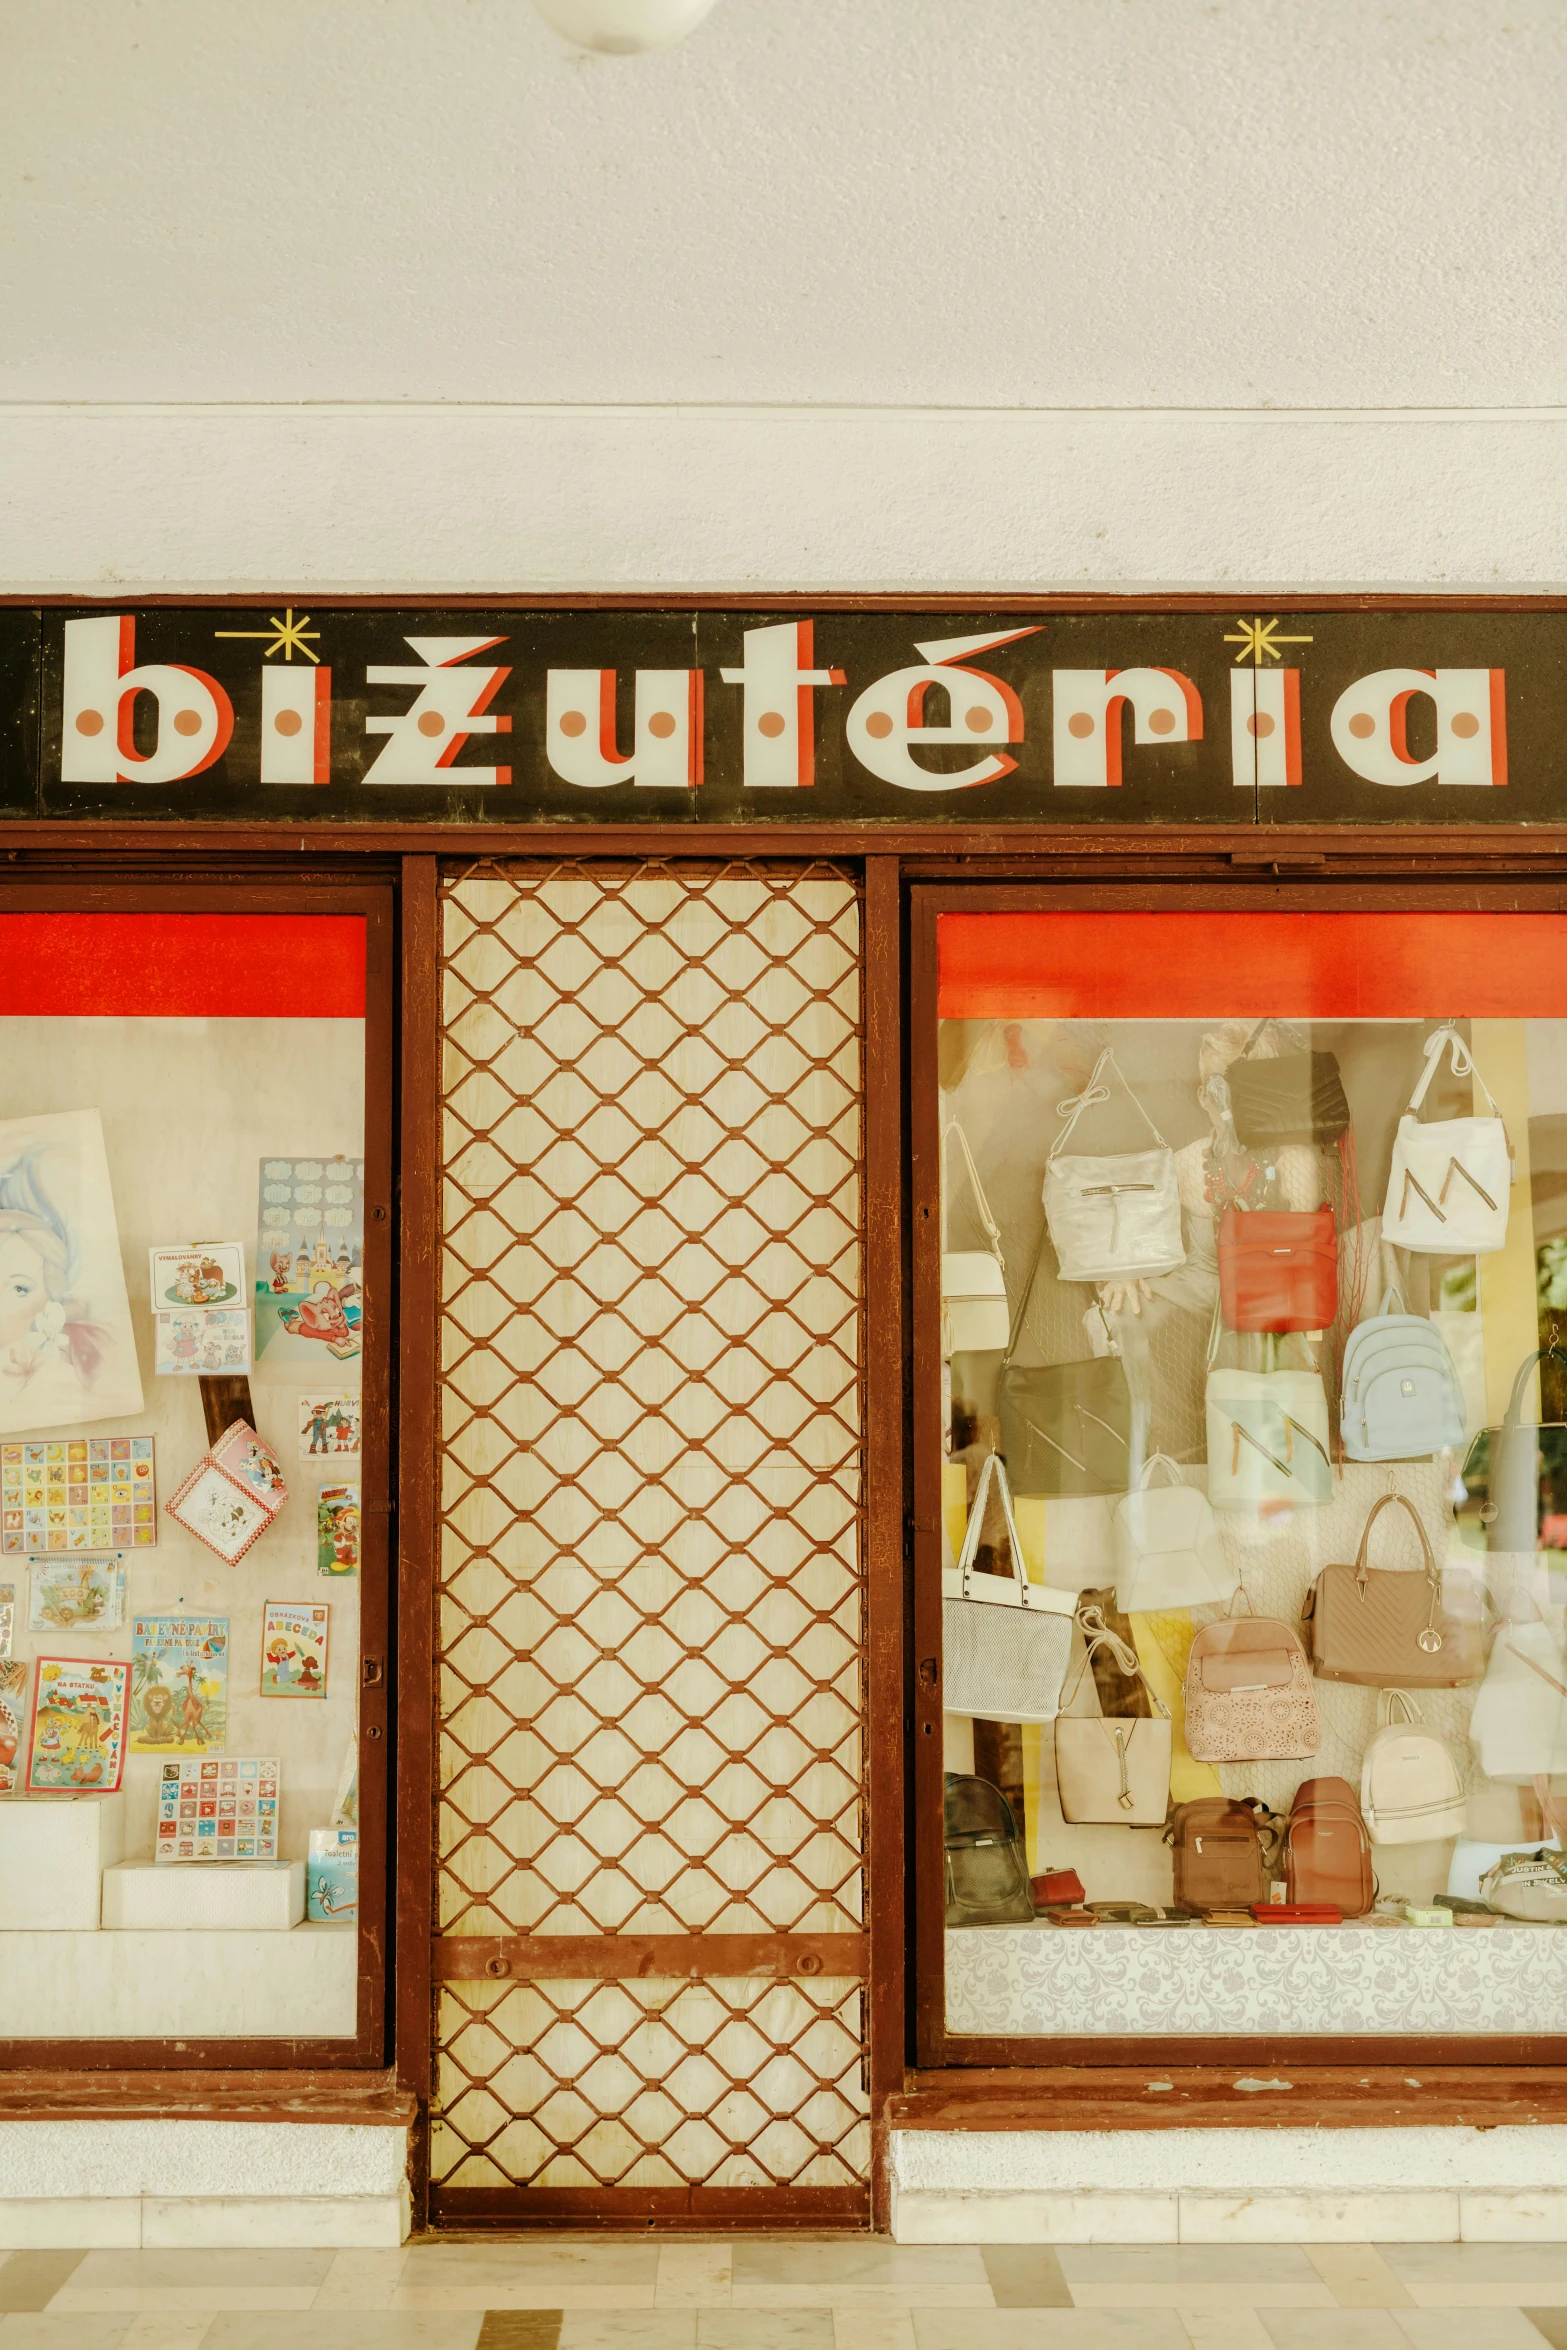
[[1111, 1452, 1236, 1612], [1468, 1595, 1567, 1783], [940, 1122, 1009, 1357], [1054, 1605, 1173, 1825], [996, 1228, 1133, 1498], [1383, 1025, 1513, 1255], [1043, 1047, 1184, 1284], [942, 1450, 1075, 1724], [1205, 1318, 1332, 1510]]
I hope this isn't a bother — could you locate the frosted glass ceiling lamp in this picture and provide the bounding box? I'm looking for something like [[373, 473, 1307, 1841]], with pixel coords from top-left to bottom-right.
[[531, 0, 719, 52]]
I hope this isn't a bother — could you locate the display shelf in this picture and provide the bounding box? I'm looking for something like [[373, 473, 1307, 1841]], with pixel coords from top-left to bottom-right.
[[0, 1925, 356, 2038], [0, 1796, 123, 1931], [101, 1860, 305, 1932], [946, 1923, 1567, 2037]]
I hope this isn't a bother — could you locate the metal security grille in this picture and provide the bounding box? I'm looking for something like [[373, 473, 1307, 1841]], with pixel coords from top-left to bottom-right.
[[430, 860, 869, 2225]]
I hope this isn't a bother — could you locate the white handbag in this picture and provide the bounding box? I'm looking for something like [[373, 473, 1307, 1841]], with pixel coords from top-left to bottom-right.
[[940, 1123, 1009, 1356], [1360, 1690, 1467, 1845], [1383, 1026, 1513, 1255], [1467, 1596, 1567, 1783], [942, 1450, 1074, 1723], [1043, 1048, 1184, 1285], [1205, 1323, 1333, 1511], [1111, 1453, 1236, 1613], [1054, 1605, 1173, 1825]]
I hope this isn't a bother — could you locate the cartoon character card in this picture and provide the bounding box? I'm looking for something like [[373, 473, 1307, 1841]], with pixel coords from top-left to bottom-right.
[[25, 1657, 130, 1791], [260, 1599, 329, 1698], [256, 1157, 364, 1364]]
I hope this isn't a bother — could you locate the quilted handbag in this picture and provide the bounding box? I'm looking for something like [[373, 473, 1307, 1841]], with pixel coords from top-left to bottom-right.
[[1205, 1329, 1333, 1511], [940, 1122, 1009, 1357], [1302, 1491, 1486, 1687], [1054, 1606, 1173, 1825], [1340, 1288, 1467, 1462], [997, 1227, 1133, 1497], [1184, 1588, 1320, 1763], [1111, 1452, 1236, 1612], [1043, 1047, 1184, 1284], [1468, 1592, 1567, 1782], [942, 1450, 1075, 1722], [1226, 1019, 1351, 1148], [1383, 1025, 1513, 1254], [1217, 1206, 1338, 1334]]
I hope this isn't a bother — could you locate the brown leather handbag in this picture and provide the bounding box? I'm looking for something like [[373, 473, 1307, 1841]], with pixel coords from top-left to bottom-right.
[[1283, 1776, 1374, 1916], [1165, 1796, 1280, 1912], [1302, 1492, 1485, 1688]]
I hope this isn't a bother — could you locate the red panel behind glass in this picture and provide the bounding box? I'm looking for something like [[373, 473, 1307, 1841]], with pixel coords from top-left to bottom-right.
[[0, 915, 366, 1018], [938, 912, 1567, 1021]]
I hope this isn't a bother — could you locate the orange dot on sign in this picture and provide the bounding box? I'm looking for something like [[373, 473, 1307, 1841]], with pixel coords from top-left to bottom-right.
[[1451, 711, 1480, 739], [74, 710, 103, 737], [1247, 713, 1276, 739], [417, 711, 445, 737], [964, 708, 992, 734], [558, 710, 586, 737], [274, 709, 303, 737], [1348, 712, 1376, 739], [1067, 712, 1095, 739], [758, 711, 787, 738], [647, 711, 676, 739], [865, 712, 894, 740], [1147, 708, 1175, 736], [173, 709, 202, 737]]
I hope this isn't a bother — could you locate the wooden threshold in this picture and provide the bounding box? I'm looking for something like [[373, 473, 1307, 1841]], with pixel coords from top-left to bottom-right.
[[0, 2067, 416, 2125], [891, 2063, 1567, 2133]]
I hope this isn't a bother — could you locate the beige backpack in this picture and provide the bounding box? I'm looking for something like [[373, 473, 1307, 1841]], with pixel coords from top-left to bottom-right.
[[1184, 1589, 1320, 1764], [1360, 1690, 1467, 1845]]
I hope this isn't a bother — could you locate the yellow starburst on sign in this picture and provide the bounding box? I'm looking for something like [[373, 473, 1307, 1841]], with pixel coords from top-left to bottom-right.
[[1223, 616, 1314, 666], [213, 607, 322, 663]]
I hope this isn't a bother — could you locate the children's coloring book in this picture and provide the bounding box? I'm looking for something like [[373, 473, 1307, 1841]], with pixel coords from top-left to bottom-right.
[[129, 1616, 229, 1754], [155, 1755, 278, 1862], [298, 1392, 361, 1459], [28, 1556, 126, 1634], [25, 1656, 130, 1791], [260, 1599, 329, 1698], [0, 1658, 26, 1791], [1, 1436, 157, 1554], [256, 1156, 364, 1364]]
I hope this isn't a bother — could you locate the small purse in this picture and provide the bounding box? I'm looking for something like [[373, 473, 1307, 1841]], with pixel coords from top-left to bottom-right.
[[1043, 1048, 1184, 1284], [940, 1122, 1009, 1357], [1225, 1019, 1350, 1148], [1054, 1606, 1173, 1825], [942, 1450, 1074, 1722], [1383, 1025, 1512, 1255], [1302, 1491, 1486, 1688], [1184, 1588, 1320, 1763], [1111, 1452, 1235, 1613], [1217, 1206, 1338, 1334]]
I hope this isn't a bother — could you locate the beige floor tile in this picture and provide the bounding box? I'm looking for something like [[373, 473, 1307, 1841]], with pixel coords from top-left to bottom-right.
[[1520, 2314, 1567, 2350], [697, 2321, 835, 2350], [0, 2260, 89, 2316], [1060, 2253, 1318, 2284], [1177, 2305, 1274, 2350], [1384, 2250, 1567, 2282], [980, 2248, 1073, 2310], [404, 2249, 655, 2289], [312, 2252, 411, 2311], [1403, 2288, 1567, 2308], [913, 2312, 1190, 2350], [392, 2289, 645, 2314], [1259, 2314, 1408, 2350], [655, 2247, 733, 2310], [1303, 2251, 1413, 2309], [1392, 2312, 1551, 2350], [731, 2242, 991, 2309], [69, 2255, 332, 2292], [1069, 2285, 1335, 2310], [0, 2322, 135, 2349], [53, 2290, 313, 2316], [203, 2318, 484, 2350], [557, 2319, 696, 2350], [832, 2316, 916, 2350], [118, 2321, 217, 2350]]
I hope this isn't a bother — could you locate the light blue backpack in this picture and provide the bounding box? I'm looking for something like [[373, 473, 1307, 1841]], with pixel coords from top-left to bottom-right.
[[1340, 1290, 1466, 1461]]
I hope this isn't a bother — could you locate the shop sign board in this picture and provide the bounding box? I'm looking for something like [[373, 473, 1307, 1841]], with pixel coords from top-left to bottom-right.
[[2, 603, 1564, 824]]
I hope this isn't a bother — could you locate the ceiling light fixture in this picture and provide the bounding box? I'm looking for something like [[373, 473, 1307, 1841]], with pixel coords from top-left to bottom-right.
[[531, 0, 719, 54]]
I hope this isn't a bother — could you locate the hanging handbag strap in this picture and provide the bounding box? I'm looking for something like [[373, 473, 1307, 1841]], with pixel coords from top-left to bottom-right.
[[1236, 1017, 1307, 1061], [1377, 1687, 1423, 1729], [1500, 1343, 1567, 1430], [1048, 1047, 1171, 1163], [953, 1448, 1039, 1607], [1134, 1451, 1186, 1493], [1059, 1604, 1171, 1719], [942, 1121, 1005, 1270], [1351, 1492, 1444, 1651], [1406, 1024, 1504, 1122]]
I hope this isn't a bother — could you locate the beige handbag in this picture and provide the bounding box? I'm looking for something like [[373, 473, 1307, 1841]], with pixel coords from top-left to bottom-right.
[[1054, 1605, 1173, 1825], [1302, 1491, 1486, 1688], [940, 1122, 1009, 1356]]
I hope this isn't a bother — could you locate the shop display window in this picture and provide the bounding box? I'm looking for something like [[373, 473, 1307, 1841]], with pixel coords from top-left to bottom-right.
[[0, 903, 387, 2058], [930, 909, 1567, 2040]]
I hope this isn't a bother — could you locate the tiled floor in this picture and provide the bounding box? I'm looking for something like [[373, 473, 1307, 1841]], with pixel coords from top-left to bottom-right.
[[9, 2241, 1567, 2348]]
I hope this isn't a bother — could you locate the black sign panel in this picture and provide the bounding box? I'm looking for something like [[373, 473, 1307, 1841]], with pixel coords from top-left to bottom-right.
[[11, 602, 1565, 825]]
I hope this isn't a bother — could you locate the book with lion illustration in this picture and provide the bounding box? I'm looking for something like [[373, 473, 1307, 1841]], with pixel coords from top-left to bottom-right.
[[129, 1616, 229, 1755]]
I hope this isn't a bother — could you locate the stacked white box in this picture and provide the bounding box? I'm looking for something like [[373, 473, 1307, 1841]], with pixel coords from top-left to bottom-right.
[[0, 1795, 123, 1929], [101, 1859, 305, 1931]]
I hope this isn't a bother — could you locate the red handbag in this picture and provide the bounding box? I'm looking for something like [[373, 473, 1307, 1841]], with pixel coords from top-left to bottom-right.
[[1218, 1207, 1337, 1333]]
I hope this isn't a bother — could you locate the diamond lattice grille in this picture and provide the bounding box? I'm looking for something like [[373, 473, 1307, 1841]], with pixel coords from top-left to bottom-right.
[[432, 861, 868, 2195]]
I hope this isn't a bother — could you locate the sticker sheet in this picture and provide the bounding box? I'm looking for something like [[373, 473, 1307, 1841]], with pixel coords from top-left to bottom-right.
[[0, 1108, 143, 1434], [148, 1243, 246, 1312], [129, 1615, 229, 1754], [154, 1307, 252, 1376], [316, 1482, 360, 1576], [0, 1657, 26, 1792], [1, 1436, 156, 1554], [25, 1656, 130, 1792], [260, 1599, 329, 1698], [298, 1392, 361, 1459], [27, 1556, 126, 1634], [256, 1156, 364, 1365], [155, 1755, 279, 1862], [166, 1459, 273, 1564]]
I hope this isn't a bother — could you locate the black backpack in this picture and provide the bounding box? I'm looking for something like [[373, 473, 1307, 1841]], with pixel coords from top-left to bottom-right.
[[943, 1772, 1035, 1927]]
